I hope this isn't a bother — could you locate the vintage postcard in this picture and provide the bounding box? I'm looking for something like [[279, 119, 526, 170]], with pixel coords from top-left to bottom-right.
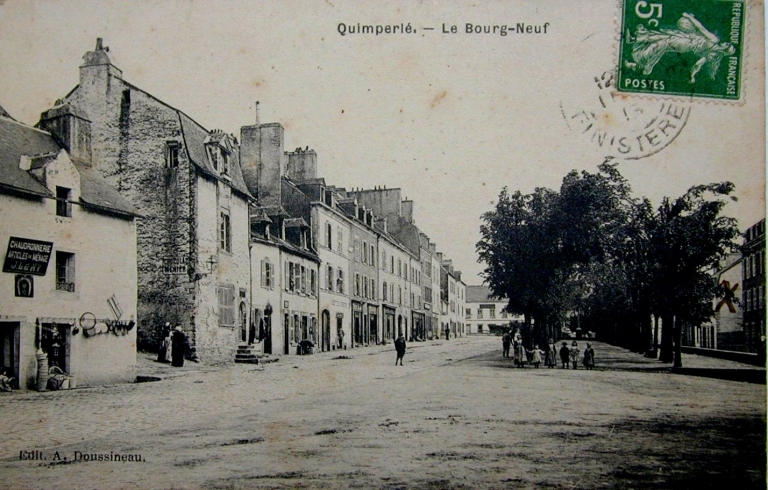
[[0, 0, 764, 488]]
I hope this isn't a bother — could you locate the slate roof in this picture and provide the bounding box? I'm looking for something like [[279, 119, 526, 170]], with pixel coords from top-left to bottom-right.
[[75, 162, 140, 217], [466, 285, 505, 303], [177, 112, 252, 198], [0, 116, 60, 197], [0, 115, 138, 217]]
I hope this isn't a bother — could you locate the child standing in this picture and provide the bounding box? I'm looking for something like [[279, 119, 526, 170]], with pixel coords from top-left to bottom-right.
[[583, 343, 595, 370], [545, 341, 557, 368], [559, 342, 570, 368], [529, 344, 543, 368], [569, 341, 580, 370]]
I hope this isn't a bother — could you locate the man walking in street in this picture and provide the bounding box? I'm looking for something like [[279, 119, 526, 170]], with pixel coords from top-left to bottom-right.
[[394, 334, 406, 366]]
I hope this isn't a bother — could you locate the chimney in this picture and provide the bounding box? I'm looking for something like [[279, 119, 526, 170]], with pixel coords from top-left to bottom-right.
[[400, 199, 414, 223], [240, 109, 285, 206], [285, 146, 317, 182], [39, 101, 93, 165]]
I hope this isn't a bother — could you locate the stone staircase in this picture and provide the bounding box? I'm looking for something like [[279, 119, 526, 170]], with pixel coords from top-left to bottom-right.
[[234, 344, 261, 364], [234, 344, 280, 365]]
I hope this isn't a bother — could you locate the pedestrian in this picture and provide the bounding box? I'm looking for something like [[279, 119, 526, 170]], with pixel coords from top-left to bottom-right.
[[171, 325, 186, 367], [394, 334, 406, 366], [559, 341, 570, 368], [0, 368, 14, 392], [583, 343, 595, 370], [514, 339, 526, 367], [502, 331, 511, 359], [529, 344, 543, 368], [569, 340, 580, 370], [545, 340, 557, 368], [157, 322, 171, 363]]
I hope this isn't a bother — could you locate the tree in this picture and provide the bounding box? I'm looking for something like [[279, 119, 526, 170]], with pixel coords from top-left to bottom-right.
[[649, 183, 740, 367]]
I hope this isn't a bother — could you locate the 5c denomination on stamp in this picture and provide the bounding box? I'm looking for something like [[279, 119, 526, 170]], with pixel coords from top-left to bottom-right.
[[617, 0, 745, 100]]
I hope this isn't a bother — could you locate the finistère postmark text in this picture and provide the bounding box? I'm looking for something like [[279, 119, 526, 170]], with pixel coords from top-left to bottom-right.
[[618, 0, 745, 100]]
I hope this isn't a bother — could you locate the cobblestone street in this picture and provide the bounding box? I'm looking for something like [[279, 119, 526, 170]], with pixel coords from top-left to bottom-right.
[[0, 336, 764, 489]]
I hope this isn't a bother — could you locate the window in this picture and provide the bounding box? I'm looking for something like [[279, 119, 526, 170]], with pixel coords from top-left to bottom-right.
[[391, 256, 394, 274], [285, 262, 290, 291], [221, 151, 230, 176], [490, 306, 496, 319], [364, 276, 369, 298], [398, 286, 402, 305], [310, 269, 317, 296], [383, 281, 388, 301], [370, 245, 375, 267], [361, 241, 366, 263], [327, 265, 334, 290], [166, 142, 180, 168], [355, 239, 361, 262], [219, 211, 231, 252], [55, 186, 71, 217], [404, 266, 408, 281], [477, 308, 483, 319], [300, 265, 307, 294], [337, 268, 344, 294], [381, 251, 386, 270], [326, 223, 332, 249], [398, 259, 402, 277], [390, 283, 394, 301], [55, 251, 75, 292], [261, 259, 273, 289], [371, 279, 376, 300], [336, 227, 343, 254], [217, 285, 235, 327], [355, 273, 361, 296], [209, 146, 219, 171], [288, 262, 295, 291]]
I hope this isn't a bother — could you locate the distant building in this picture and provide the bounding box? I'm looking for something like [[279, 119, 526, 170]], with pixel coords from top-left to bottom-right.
[[0, 111, 139, 389], [465, 286, 522, 335], [742, 219, 765, 355]]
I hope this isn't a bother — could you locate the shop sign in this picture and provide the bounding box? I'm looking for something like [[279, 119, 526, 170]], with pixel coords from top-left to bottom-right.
[[3, 237, 53, 276]]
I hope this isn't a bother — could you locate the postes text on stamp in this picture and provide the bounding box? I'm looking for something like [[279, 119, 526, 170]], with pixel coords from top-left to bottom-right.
[[617, 0, 745, 100]]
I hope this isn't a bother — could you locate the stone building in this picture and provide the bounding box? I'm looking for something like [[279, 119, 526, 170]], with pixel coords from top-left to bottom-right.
[[0, 110, 139, 389], [439, 258, 466, 338], [50, 39, 253, 363], [376, 220, 411, 341], [742, 219, 765, 356], [339, 198, 379, 347]]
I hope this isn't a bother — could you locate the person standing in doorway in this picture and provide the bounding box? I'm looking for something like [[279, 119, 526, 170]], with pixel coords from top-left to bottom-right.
[[394, 334, 406, 366], [171, 326, 186, 367]]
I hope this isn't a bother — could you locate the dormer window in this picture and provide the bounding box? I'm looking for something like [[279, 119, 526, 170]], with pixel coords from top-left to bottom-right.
[[55, 186, 72, 217], [208, 144, 230, 176], [209, 147, 219, 171]]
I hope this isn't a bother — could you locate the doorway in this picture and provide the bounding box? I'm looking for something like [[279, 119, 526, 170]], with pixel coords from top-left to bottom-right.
[[283, 313, 290, 355], [322, 310, 330, 351], [0, 322, 19, 388]]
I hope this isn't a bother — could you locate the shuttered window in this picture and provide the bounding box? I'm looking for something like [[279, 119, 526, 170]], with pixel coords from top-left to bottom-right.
[[217, 285, 235, 327]]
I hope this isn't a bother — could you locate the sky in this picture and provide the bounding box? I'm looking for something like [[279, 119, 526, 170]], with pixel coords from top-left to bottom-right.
[[0, 0, 764, 282]]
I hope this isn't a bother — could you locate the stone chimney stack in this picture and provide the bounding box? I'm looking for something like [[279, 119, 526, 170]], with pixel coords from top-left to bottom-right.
[[38, 101, 92, 165], [400, 199, 414, 223], [240, 103, 285, 206], [285, 146, 318, 182]]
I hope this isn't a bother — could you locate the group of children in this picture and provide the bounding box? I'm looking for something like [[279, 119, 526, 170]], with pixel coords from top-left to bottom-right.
[[502, 332, 595, 370]]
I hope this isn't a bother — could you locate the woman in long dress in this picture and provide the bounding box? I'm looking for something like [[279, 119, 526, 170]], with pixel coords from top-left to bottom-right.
[[171, 326, 186, 367], [545, 341, 557, 368]]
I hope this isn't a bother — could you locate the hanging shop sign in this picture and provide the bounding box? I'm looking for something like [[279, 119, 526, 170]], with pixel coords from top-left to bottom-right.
[[14, 274, 33, 297], [3, 237, 53, 276]]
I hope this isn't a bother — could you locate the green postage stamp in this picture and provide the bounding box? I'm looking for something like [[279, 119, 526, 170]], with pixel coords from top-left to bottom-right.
[[618, 0, 745, 100]]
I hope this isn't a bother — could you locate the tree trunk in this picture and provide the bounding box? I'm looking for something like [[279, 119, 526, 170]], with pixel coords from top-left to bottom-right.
[[659, 314, 674, 363], [673, 319, 683, 368], [651, 314, 659, 357]]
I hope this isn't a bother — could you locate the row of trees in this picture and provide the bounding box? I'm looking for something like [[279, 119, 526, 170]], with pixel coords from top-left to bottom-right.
[[476, 159, 740, 367]]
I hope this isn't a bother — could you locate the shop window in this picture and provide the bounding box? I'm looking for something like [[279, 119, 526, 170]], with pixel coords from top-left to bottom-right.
[[55, 186, 71, 217], [55, 251, 75, 292]]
